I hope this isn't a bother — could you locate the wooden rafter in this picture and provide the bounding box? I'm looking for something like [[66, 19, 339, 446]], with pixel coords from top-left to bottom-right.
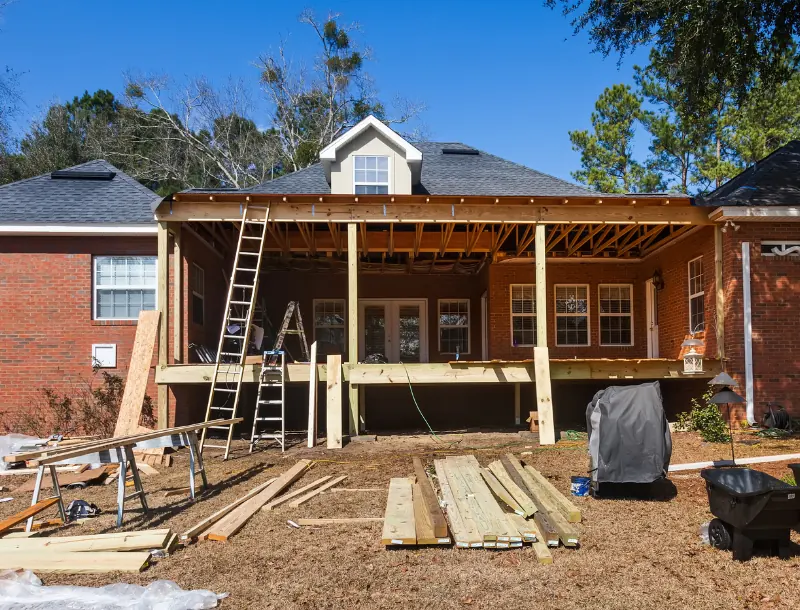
[[414, 223, 424, 257], [592, 224, 638, 255], [641, 224, 695, 257], [617, 225, 665, 256], [266, 221, 290, 254], [388, 224, 394, 257], [296, 222, 316, 255], [567, 224, 606, 256], [360, 222, 368, 257], [327, 221, 342, 256], [616, 225, 645, 252], [440, 224, 456, 255], [490, 223, 517, 257], [465, 223, 485, 257], [516, 224, 537, 256], [640, 225, 669, 252], [545, 225, 570, 253]]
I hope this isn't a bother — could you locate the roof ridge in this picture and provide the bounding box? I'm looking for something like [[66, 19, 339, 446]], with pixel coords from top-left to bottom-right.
[[245, 162, 323, 192]]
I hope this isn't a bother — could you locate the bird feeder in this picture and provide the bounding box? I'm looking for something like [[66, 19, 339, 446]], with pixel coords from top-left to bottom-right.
[[681, 336, 704, 374]]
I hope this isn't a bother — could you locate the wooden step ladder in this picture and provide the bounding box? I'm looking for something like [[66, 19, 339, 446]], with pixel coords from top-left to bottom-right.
[[199, 203, 270, 459], [249, 350, 286, 453]]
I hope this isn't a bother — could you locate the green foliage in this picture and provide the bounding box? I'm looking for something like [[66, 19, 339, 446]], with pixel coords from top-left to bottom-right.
[[676, 390, 731, 443], [781, 473, 796, 486], [569, 84, 663, 193]]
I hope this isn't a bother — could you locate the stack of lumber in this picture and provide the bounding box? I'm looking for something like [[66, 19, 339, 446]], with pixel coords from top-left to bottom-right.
[[384, 453, 582, 564], [0, 528, 176, 574]]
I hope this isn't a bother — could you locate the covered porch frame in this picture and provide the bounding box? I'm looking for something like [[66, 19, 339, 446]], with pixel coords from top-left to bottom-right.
[[154, 192, 721, 444]]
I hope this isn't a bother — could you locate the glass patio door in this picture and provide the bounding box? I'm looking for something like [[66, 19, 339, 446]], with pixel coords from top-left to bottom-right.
[[359, 300, 427, 362]]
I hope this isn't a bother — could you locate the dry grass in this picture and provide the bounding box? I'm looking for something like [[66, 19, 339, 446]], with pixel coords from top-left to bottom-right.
[[2, 430, 800, 609]]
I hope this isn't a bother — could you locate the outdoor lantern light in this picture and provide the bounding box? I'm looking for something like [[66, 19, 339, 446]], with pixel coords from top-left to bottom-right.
[[681, 336, 705, 374]]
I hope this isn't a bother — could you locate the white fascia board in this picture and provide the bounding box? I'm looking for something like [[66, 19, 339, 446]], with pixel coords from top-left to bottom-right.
[[714, 206, 800, 220], [319, 115, 423, 162], [0, 224, 158, 236]]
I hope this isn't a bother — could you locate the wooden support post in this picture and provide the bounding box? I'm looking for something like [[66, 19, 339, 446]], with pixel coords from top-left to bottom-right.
[[714, 224, 725, 360], [347, 223, 359, 435], [172, 224, 182, 364], [326, 355, 343, 449], [533, 224, 555, 445], [514, 383, 521, 426], [743, 241, 754, 425], [359, 387, 366, 432], [157, 221, 169, 429], [307, 341, 318, 448]]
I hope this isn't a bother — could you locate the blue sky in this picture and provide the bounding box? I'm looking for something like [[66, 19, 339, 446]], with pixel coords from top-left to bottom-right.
[[1, 0, 651, 184]]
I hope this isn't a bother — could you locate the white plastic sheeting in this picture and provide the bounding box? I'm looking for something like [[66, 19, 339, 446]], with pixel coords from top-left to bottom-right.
[[0, 570, 227, 609], [0, 435, 42, 471]]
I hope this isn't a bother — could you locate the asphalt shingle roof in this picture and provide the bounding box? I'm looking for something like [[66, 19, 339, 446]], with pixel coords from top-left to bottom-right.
[[0, 159, 160, 224], [244, 142, 596, 197], [698, 140, 800, 206]]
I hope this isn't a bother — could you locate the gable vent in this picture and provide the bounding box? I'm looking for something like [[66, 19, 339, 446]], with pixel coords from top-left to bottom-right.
[[51, 170, 116, 181], [442, 147, 479, 155]]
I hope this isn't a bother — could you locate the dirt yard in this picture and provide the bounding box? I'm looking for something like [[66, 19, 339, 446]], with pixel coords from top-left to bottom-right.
[[3, 430, 800, 609]]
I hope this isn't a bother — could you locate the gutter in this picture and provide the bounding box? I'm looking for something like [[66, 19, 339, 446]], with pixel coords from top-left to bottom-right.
[[0, 224, 157, 236]]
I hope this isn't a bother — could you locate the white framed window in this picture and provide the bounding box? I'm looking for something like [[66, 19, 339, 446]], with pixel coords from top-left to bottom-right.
[[438, 299, 470, 354], [510, 284, 536, 347], [191, 263, 205, 326], [314, 299, 346, 357], [555, 284, 590, 346], [93, 256, 157, 321], [688, 256, 704, 332], [599, 284, 633, 346], [354, 155, 390, 194]]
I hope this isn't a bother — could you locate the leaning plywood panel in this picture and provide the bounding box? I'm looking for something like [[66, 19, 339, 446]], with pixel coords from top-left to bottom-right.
[[0, 551, 151, 573], [381, 478, 416, 546]]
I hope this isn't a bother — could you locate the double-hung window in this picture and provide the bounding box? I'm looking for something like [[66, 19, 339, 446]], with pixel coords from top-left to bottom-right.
[[555, 285, 589, 346], [314, 299, 346, 357], [599, 284, 633, 346], [191, 264, 205, 326], [688, 256, 705, 332], [354, 155, 389, 194], [439, 299, 470, 354], [510, 284, 536, 347], [93, 256, 157, 320]]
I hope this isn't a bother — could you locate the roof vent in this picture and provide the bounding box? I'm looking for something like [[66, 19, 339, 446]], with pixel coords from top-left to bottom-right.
[[442, 147, 479, 155], [51, 170, 116, 181]]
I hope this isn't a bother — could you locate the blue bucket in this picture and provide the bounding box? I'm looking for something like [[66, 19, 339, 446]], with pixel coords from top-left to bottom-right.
[[571, 476, 590, 497]]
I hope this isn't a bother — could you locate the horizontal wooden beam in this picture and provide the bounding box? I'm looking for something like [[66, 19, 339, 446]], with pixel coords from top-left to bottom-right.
[[156, 202, 712, 225]]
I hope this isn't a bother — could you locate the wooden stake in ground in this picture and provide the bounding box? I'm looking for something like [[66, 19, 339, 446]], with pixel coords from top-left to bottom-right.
[[412, 458, 449, 539], [382, 478, 416, 545]]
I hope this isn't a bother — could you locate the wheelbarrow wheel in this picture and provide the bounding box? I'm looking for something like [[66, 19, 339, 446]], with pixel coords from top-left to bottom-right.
[[709, 519, 732, 550]]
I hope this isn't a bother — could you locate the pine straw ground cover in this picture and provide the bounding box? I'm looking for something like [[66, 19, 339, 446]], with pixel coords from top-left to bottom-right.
[[2, 430, 800, 609]]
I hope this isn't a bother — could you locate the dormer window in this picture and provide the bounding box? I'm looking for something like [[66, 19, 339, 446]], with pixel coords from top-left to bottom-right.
[[354, 155, 389, 194]]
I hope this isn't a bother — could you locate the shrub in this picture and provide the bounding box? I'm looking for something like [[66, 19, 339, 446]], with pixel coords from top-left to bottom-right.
[[676, 390, 731, 443]]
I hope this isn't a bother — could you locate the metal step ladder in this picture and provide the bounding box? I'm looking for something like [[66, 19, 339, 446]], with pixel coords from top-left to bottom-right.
[[249, 350, 286, 452], [272, 301, 310, 362], [199, 203, 270, 459]]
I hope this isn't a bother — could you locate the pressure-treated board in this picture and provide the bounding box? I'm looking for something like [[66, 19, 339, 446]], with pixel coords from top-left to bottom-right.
[[0, 498, 59, 535], [433, 460, 481, 548], [487, 461, 537, 517], [412, 458, 448, 539], [533, 346, 556, 445], [442, 458, 497, 543], [381, 477, 416, 545], [298, 518, 383, 525], [307, 341, 318, 448], [534, 512, 560, 546], [0, 551, 151, 573], [205, 461, 311, 541], [508, 514, 553, 565], [114, 309, 161, 437], [412, 482, 437, 544], [449, 456, 513, 541], [480, 467, 525, 516], [0, 529, 172, 552], [326, 355, 343, 448], [261, 476, 332, 511], [522, 463, 581, 523], [288, 475, 347, 507]]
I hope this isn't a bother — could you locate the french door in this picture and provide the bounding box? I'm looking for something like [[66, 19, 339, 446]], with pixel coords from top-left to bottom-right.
[[359, 299, 428, 363]]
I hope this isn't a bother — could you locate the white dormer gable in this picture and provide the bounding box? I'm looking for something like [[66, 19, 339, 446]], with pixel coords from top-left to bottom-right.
[[319, 115, 423, 195]]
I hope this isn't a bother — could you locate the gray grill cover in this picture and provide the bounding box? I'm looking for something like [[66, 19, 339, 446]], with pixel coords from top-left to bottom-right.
[[586, 381, 672, 484]]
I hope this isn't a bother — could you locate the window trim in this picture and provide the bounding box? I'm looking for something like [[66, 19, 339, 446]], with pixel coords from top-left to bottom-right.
[[353, 154, 391, 194], [313, 298, 347, 353], [688, 256, 705, 333], [509, 283, 536, 348], [437, 298, 471, 355], [191, 263, 205, 326], [598, 283, 634, 347], [554, 284, 591, 347], [92, 255, 158, 321]]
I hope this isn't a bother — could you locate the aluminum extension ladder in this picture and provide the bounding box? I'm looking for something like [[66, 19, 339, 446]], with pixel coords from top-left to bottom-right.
[[199, 203, 270, 459], [249, 350, 286, 453]]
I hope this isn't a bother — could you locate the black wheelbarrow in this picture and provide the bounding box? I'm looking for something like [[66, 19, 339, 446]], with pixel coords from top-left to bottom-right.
[[701, 467, 800, 561]]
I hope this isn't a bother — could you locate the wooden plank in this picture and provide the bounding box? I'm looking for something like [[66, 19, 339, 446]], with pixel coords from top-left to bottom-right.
[[446, 456, 509, 542], [480, 467, 525, 516], [330, 487, 382, 492], [412, 482, 437, 544], [347, 223, 359, 435], [535, 224, 547, 346], [326, 355, 343, 448], [137, 463, 160, 477], [205, 460, 311, 541], [487, 460, 537, 517], [456, 456, 516, 541], [0, 518, 64, 536], [0, 529, 172, 552], [261, 476, 332, 511], [297, 518, 383, 525], [442, 459, 494, 543], [433, 460, 480, 548], [533, 346, 556, 445], [181, 476, 276, 540], [173, 223, 182, 363], [522, 464, 581, 523], [534, 512, 560, 547], [381, 477, 416, 545], [508, 514, 553, 564], [0, 498, 59, 535], [157, 220, 169, 429], [288, 475, 347, 507], [412, 458, 448, 539], [715, 224, 725, 359], [0, 551, 150, 573], [113, 310, 161, 438], [307, 341, 318, 447]]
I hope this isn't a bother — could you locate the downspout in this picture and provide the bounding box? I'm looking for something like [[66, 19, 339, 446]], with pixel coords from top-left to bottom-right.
[[742, 242, 755, 425]]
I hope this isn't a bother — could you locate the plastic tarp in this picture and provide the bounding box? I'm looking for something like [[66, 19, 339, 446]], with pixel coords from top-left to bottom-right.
[[0, 435, 43, 471], [0, 570, 227, 610], [586, 381, 672, 484]]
